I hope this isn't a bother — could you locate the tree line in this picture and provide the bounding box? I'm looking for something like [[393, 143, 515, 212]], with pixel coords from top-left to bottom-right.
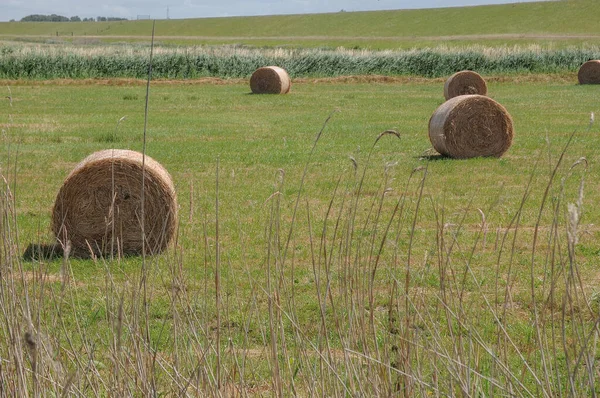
[[18, 14, 127, 22]]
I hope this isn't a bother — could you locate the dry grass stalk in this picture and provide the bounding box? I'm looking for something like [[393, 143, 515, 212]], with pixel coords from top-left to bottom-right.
[[428, 94, 514, 159], [444, 70, 488, 100], [250, 66, 291, 94], [577, 60, 600, 84], [52, 149, 177, 256]]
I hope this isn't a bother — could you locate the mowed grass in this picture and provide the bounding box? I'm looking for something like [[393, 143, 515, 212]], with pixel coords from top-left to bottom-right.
[[6, 77, 600, 241], [2, 77, 600, 394], [0, 0, 599, 49]]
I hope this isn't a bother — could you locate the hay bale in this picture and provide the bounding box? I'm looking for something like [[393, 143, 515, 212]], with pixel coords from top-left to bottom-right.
[[578, 60, 600, 84], [428, 95, 514, 159], [444, 70, 488, 100], [250, 66, 291, 94], [52, 149, 177, 256]]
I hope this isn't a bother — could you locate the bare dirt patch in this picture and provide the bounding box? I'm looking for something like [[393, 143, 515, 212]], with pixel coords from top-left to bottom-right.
[[0, 77, 246, 87], [0, 73, 577, 87]]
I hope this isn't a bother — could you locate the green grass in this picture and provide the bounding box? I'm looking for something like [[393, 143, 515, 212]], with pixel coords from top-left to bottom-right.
[[0, 0, 599, 49], [5, 78, 599, 231], [2, 2, 600, 392], [1, 77, 599, 394]]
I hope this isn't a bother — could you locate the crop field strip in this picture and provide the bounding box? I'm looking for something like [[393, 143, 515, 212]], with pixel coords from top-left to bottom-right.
[[2, 43, 600, 79]]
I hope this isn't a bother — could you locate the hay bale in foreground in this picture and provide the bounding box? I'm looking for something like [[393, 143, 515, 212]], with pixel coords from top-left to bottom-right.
[[250, 66, 291, 94], [52, 149, 177, 256], [444, 70, 487, 100], [428, 95, 514, 159], [578, 60, 600, 84]]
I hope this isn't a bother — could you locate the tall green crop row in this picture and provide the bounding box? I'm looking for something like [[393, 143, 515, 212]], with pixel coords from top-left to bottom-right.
[[1, 44, 599, 79]]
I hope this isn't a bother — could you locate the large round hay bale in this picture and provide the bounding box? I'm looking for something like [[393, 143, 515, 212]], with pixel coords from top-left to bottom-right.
[[428, 95, 514, 159], [578, 60, 600, 84], [444, 70, 488, 100], [52, 149, 177, 256], [250, 66, 291, 94]]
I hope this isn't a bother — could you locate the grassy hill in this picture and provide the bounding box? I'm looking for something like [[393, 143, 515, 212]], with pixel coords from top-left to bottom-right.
[[0, 0, 598, 48]]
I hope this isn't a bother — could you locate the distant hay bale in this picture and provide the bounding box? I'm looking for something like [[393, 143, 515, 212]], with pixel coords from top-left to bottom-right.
[[250, 66, 291, 94], [444, 70, 488, 100], [52, 149, 177, 256], [428, 95, 514, 159], [578, 60, 600, 84]]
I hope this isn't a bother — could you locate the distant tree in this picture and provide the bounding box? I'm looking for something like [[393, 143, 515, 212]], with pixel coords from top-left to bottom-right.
[[18, 14, 124, 22], [50, 14, 69, 22], [9, 19, 15, 22], [21, 14, 44, 21], [21, 14, 69, 22]]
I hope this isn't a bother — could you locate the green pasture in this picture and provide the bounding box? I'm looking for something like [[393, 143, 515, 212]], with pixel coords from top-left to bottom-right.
[[1, 76, 600, 394], [0, 0, 599, 49], [5, 77, 599, 244], [2, 0, 600, 394]]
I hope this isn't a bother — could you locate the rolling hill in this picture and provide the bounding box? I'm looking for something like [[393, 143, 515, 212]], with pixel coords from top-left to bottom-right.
[[0, 0, 597, 48]]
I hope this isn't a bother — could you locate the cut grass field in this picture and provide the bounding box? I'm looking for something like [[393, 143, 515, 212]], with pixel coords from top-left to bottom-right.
[[3, 1, 600, 394], [1, 75, 600, 395], [1, 0, 599, 49]]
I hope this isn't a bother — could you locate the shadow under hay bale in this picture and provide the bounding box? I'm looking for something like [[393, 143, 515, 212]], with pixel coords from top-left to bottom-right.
[[23, 243, 64, 261], [52, 149, 178, 257], [444, 70, 488, 100], [578, 60, 600, 84], [428, 95, 514, 159], [250, 66, 291, 94]]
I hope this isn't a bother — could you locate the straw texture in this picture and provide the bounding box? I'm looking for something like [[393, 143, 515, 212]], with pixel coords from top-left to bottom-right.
[[429, 95, 514, 159], [578, 60, 600, 84], [250, 66, 291, 94], [444, 70, 488, 100], [52, 149, 177, 256]]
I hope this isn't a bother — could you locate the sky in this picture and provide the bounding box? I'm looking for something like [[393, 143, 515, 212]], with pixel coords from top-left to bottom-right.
[[0, 0, 546, 22]]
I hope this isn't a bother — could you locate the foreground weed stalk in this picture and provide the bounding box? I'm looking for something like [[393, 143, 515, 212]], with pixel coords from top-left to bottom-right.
[[215, 156, 221, 392]]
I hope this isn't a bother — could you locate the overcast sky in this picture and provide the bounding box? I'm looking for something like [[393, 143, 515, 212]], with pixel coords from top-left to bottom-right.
[[1, 0, 545, 22]]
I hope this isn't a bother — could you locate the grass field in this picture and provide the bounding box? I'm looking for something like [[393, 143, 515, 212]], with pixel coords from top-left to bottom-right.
[[1, 0, 600, 395], [0, 0, 599, 49], [2, 75, 600, 395]]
